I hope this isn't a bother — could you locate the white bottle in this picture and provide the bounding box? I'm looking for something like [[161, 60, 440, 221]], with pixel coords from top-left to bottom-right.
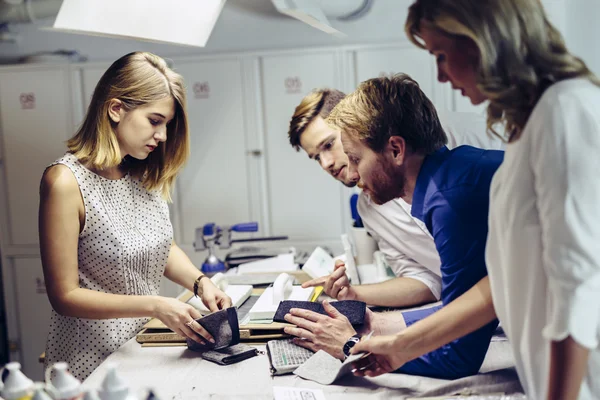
[[1, 362, 34, 400], [81, 390, 100, 400], [31, 383, 53, 400], [45, 363, 82, 400], [98, 364, 136, 400], [341, 234, 361, 285]]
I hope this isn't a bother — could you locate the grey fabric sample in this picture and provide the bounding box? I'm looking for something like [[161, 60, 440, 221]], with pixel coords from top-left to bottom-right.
[[273, 300, 366, 325], [186, 307, 240, 352], [199, 343, 258, 365], [293, 349, 365, 385]]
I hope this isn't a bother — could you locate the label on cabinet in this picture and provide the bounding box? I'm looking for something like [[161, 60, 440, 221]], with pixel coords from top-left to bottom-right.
[[193, 82, 210, 99], [19, 92, 36, 109], [284, 77, 302, 94], [36, 277, 47, 294]]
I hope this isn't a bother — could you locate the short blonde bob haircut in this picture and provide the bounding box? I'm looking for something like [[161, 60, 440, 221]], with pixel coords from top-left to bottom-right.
[[67, 51, 189, 200], [405, 0, 599, 142]]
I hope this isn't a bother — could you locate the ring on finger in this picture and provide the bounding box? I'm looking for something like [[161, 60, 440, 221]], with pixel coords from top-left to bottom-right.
[[185, 320, 195, 328]]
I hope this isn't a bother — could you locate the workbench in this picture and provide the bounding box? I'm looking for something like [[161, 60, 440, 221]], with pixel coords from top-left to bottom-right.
[[84, 335, 523, 399]]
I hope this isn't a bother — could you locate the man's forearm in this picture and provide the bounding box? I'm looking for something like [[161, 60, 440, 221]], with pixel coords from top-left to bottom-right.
[[353, 277, 436, 307], [547, 336, 589, 400]]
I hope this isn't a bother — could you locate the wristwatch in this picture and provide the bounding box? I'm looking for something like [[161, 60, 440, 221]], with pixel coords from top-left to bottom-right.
[[343, 334, 362, 359]]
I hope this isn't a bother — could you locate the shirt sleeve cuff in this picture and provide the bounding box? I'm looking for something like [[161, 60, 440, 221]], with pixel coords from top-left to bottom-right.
[[542, 279, 600, 349], [405, 274, 442, 301]]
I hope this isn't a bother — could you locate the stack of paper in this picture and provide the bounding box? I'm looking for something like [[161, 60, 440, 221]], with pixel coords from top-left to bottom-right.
[[237, 253, 298, 274]]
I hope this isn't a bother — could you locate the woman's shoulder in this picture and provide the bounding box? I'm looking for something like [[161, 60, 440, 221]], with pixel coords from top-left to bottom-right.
[[540, 78, 600, 109], [41, 163, 80, 199]]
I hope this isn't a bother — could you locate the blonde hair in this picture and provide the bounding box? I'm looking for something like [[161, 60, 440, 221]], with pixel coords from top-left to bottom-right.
[[68, 51, 189, 200], [288, 89, 345, 151], [327, 74, 447, 154], [405, 0, 599, 142]]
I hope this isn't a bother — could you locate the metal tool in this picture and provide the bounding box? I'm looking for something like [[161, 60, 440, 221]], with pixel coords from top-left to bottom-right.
[[194, 222, 288, 275]]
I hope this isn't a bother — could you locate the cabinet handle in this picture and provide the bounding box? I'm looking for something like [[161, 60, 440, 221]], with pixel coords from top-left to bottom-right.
[[247, 149, 262, 157]]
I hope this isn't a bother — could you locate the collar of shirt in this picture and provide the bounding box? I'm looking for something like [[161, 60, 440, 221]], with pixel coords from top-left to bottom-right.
[[411, 146, 450, 222]]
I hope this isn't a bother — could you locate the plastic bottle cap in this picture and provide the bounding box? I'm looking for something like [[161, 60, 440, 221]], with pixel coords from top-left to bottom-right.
[[98, 364, 129, 400], [1, 362, 34, 400], [47, 362, 82, 400], [32, 383, 53, 400]]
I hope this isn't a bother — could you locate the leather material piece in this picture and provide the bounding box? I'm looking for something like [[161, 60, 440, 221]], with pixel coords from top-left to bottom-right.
[[273, 300, 366, 325]]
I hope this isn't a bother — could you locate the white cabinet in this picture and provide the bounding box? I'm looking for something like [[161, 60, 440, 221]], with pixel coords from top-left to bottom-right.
[[353, 45, 445, 107], [12, 257, 53, 381], [78, 65, 111, 127], [260, 51, 346, 248], [173, 58, 253, 245], [0, 67, 73, 246], [354, 45, 434, 98]]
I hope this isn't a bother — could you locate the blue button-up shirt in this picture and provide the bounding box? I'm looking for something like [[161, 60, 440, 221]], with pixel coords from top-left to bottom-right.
[[397, 145, 504, 379]]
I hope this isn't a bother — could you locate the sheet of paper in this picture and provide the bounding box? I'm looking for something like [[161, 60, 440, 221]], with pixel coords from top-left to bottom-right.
[[273, 386, 326, 400], [302, 247, 334, 279], [237, 253, 298, 274]]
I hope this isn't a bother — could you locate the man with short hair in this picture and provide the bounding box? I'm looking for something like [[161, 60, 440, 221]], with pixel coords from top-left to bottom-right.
[[288, 88, 440, 307], [288, 88, 502, 309], [284, 74, 503, 379]]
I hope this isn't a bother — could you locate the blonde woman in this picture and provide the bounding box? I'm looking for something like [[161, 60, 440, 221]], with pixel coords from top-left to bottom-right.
[[40, 52, 232, 380], [351, 1, 600, 399]]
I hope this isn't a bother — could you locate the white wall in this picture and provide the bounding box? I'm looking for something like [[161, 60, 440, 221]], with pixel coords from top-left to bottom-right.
[[564, 0, 600, 75]]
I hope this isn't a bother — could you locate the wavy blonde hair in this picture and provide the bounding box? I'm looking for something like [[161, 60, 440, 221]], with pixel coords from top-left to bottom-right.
[[68, 51, 189, 200], [288, 89, 345, 151], [405, 0, 599, 142]]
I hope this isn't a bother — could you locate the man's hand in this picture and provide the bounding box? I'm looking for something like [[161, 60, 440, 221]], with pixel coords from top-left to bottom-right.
[[301, 260, 358, 300], [283, 300, 357, 360]]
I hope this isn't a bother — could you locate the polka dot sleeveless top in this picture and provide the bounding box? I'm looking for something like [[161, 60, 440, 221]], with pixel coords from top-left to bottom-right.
[[44, 153, 173, 381]]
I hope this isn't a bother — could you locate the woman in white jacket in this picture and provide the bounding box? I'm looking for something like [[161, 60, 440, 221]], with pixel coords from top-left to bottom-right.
[[352, 1, 600, 399]]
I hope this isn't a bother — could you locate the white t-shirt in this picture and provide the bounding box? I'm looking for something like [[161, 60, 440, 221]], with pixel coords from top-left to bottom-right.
[[358, 111, 504, 299], [486, 78, 600, 399]]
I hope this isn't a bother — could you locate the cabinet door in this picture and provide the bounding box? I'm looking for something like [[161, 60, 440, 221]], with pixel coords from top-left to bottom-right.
[[354, 46, 438, 104], [261, 52, 345, 246], [78, 65, 110, 127], [0, 68, 72, 245], [13, 257, 53, 381], [174, 59, 252, 244]]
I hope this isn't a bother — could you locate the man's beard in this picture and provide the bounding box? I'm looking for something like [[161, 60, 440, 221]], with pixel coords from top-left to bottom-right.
[[369, 161, 405, 205]]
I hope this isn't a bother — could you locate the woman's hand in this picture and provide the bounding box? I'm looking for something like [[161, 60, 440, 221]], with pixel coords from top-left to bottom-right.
[[200, 279, 232, 312], [152, 296, 215, 345], [350, 334, 412, 377]]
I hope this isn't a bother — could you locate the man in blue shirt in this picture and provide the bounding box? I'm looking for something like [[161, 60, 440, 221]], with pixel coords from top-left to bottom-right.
[[283, 74, 503, 379]]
